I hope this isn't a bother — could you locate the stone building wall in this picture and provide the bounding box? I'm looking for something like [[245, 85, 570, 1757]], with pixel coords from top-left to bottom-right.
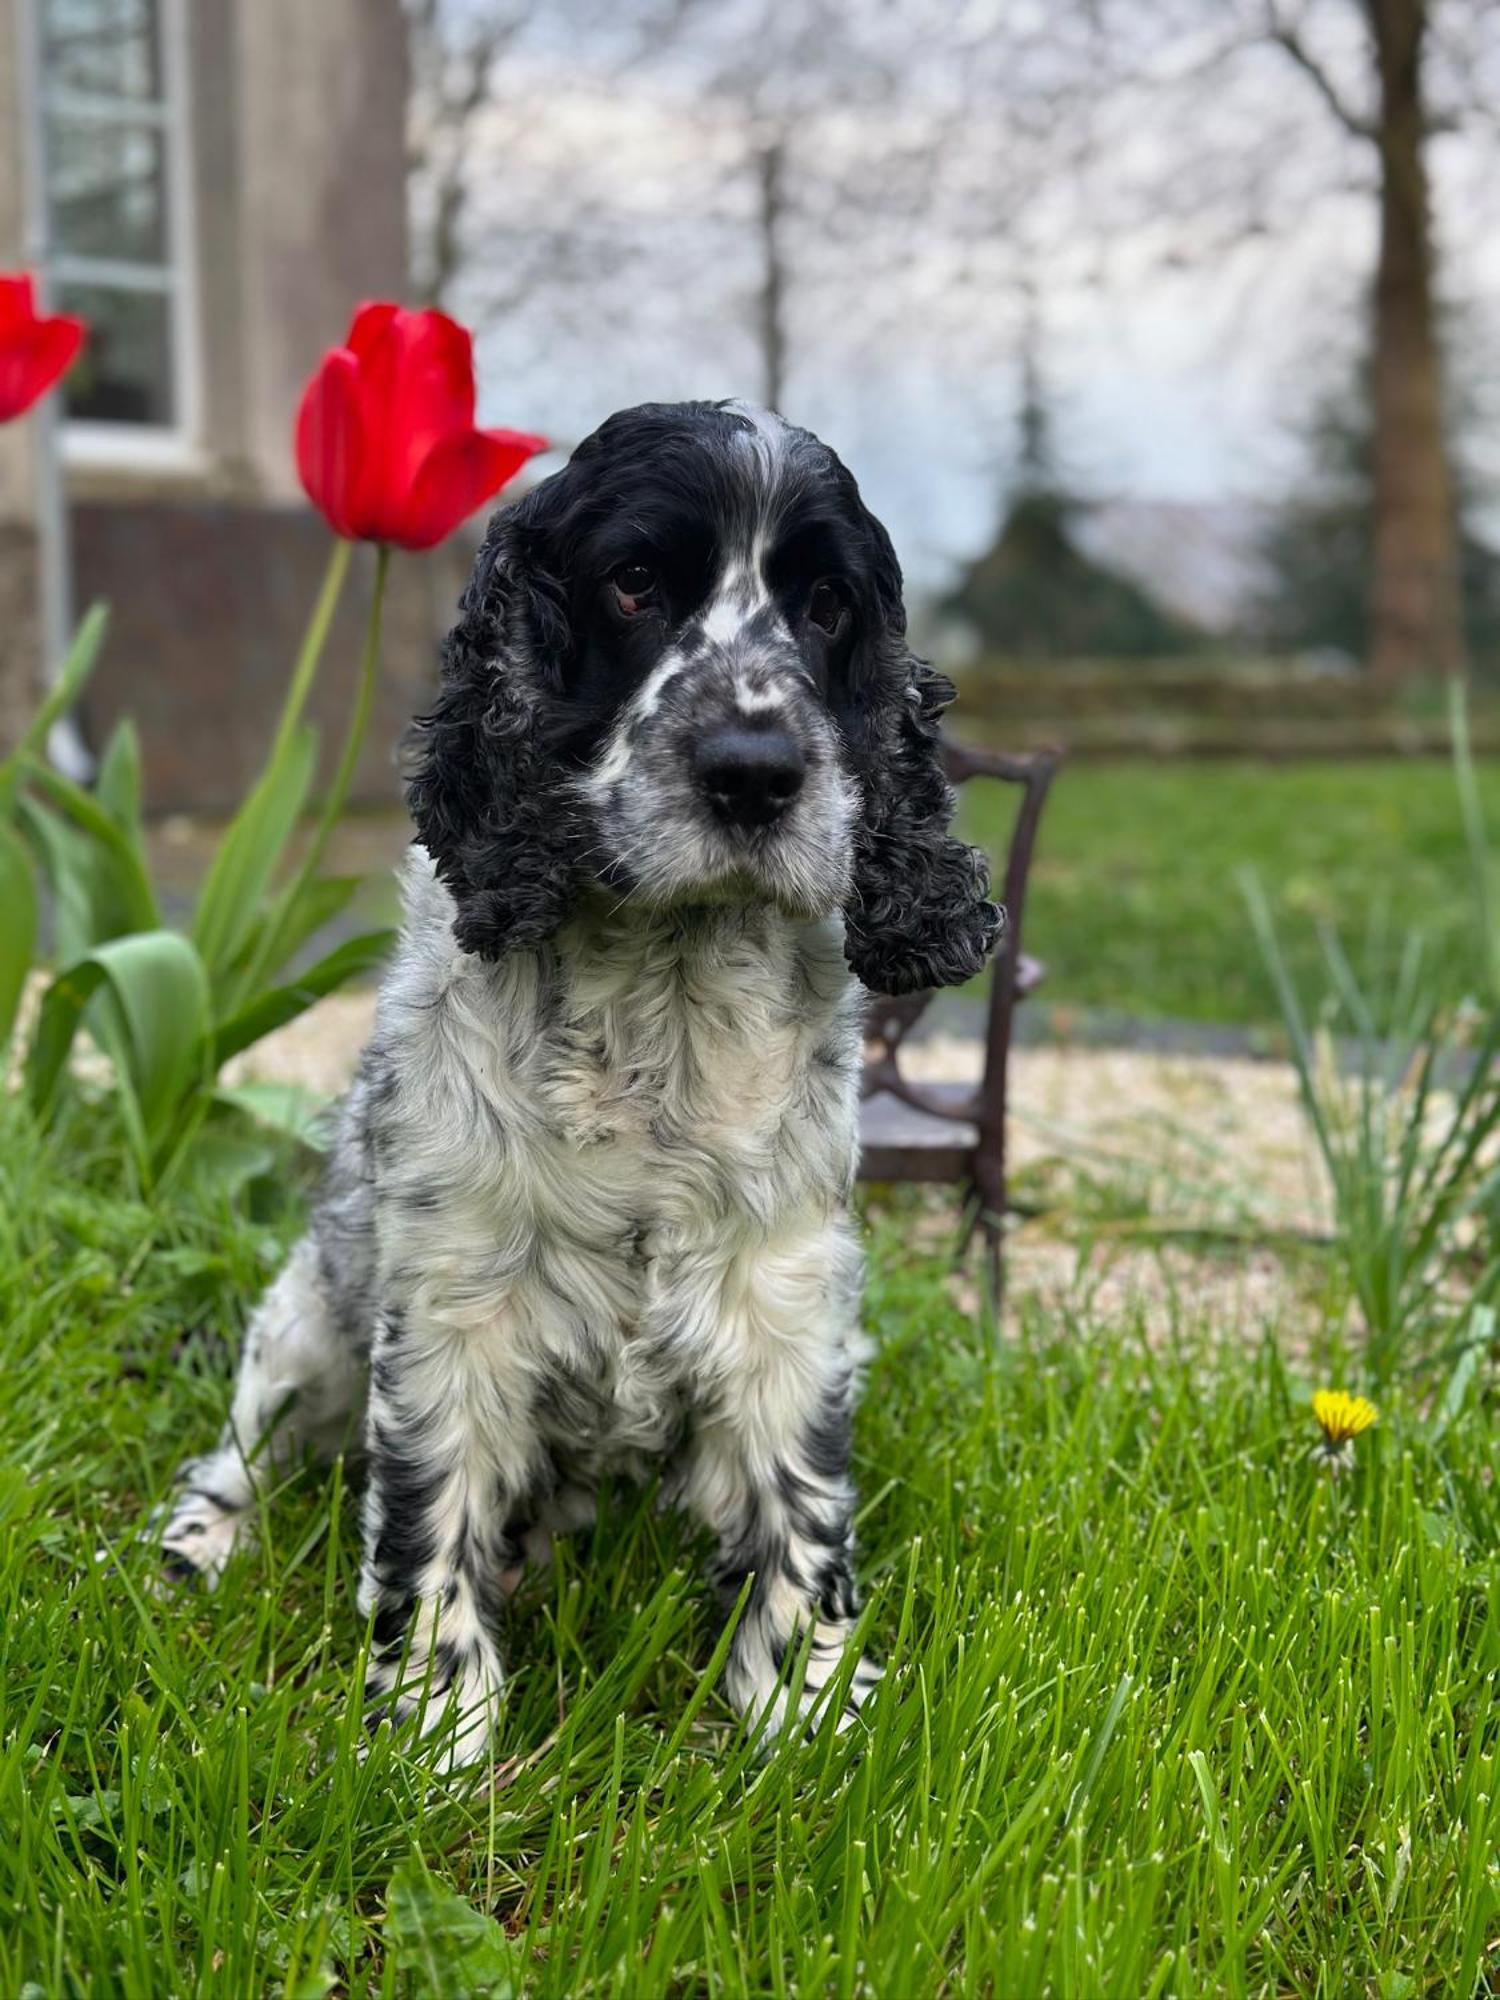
[[75, 502, 470, 814]]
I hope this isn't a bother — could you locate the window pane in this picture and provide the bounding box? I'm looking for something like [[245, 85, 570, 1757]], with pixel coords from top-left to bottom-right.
[[55, 282, 174, 426], [48, 114, 167, 265], [42, 0, 161, 103]]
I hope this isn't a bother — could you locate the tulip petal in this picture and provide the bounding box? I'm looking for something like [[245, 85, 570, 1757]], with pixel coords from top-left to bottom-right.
[[31, 313, 85, 391], [294, 348, 367, 538], [397, 427, 547, 550], [345, 301, 401, 358], [346, 309, 484, 538], [339, 307, 470, 538], [384, 311, 479, 494], [0, 313, 86, 423], [293, 299, 542, 545], [336, 310, 405, 536], [0, 274, 37, 335], [484, 427, 550, 459]]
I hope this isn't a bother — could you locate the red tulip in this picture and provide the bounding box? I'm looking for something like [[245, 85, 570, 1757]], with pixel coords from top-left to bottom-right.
[[295, 302, 546, 550], [0, 273, 85, 423]]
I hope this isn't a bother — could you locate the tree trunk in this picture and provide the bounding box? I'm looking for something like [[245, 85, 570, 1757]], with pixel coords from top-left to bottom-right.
[[755, 138, 787, 413], [1367, 0, 1466, 683]]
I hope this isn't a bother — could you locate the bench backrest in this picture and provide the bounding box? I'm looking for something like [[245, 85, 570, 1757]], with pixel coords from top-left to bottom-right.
[[861, 741, 1062, 1144]]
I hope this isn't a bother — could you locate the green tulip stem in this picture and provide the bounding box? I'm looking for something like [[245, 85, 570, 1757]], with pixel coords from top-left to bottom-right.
[[302, 541, 389, 884], [267, 536, 353, 767], [245, 542, 390, 992]]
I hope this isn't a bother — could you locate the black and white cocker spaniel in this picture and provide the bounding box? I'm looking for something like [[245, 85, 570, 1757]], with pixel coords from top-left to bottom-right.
[[158, 399, 1003, 1767]]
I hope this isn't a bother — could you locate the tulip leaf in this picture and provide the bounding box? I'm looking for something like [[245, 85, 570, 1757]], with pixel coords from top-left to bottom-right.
[[16, 755, 159, 952], [15, 799, 153, 968], [172, 1124, 286, 1201], [192, 726, 318, 987], [0, 820, 38, 1048], [4, 603, 110, 778], [228, 872, 364, 994], [213, 1080, 330, 1150], [94, 718, 144, 835], [15, 799, 96, 967], [213, 927, 393, 1067], [28, 931, 213, 1177]]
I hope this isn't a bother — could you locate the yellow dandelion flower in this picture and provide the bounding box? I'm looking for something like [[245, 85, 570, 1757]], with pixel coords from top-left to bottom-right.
[[1311, 1389, 1378, 1471]]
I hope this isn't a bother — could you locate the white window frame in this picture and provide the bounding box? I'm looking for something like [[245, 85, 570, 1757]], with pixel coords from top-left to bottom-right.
[[41, 0, 203, 473]]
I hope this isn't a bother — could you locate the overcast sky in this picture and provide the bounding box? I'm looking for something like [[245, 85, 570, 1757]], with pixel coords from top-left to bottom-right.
[[444, 5, 1500, 593]]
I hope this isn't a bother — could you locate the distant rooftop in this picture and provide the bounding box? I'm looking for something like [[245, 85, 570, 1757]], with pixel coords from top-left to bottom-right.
[[1072, 500, 1274, 636]]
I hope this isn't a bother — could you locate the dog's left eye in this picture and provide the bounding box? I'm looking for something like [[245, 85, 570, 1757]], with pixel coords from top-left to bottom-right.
[[808, 580, 848, 636], [611, 563, 659, 615]]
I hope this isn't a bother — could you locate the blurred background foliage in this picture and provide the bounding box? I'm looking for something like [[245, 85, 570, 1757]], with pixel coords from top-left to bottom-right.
[[409, 0, 1500, 702]]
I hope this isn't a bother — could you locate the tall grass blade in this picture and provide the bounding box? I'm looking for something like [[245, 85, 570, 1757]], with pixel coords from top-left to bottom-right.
[[1450, 677, 1499, 1003], [1245, 830, 1500, 1380]]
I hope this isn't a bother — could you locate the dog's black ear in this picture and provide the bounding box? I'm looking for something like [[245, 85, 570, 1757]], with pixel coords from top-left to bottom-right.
[[842, 514, 1005, 996], [405, 497, 585, 960]]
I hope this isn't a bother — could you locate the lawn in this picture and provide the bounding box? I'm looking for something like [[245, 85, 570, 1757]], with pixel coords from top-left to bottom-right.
[[960, 757, 1499, 1029], [4, 1098, 1497, 1995]]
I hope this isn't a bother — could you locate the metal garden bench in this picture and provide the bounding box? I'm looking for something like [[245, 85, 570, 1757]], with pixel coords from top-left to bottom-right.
[[858, 741, 1063, 1304]]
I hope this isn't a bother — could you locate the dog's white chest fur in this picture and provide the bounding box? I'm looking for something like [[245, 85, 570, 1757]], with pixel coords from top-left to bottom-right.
[[366, 854, 865, 1472]]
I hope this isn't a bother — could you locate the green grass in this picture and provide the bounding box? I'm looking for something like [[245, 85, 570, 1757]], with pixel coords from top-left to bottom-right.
[[960, 757, 1500, 1028], [4, 1102, 1499, 1995]]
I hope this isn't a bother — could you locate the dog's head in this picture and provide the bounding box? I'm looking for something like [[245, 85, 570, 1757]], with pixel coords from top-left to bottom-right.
[[407, 399, 1004, 993]]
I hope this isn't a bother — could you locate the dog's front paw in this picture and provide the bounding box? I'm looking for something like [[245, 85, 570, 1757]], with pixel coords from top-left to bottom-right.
[[363, 1647, 506, 1775], [797, 1642, 881, 1735], [731, 1629, 881, 1745], [150, 1484, 251, 1592]]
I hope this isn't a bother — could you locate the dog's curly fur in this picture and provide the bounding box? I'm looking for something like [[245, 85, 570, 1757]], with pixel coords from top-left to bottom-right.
[[155, 400, 1002, 1769], [403, 512, 583, 960]]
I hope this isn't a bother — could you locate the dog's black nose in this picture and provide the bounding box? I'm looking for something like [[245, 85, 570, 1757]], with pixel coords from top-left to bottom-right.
[[695, 725, 806, 829]]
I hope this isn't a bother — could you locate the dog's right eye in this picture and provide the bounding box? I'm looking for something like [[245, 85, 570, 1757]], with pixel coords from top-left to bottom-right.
[[610, 563, 659, 615]]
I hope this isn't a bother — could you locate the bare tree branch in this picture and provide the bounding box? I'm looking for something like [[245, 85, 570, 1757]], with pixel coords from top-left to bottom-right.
[[1263, 0, 1378, 139]]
